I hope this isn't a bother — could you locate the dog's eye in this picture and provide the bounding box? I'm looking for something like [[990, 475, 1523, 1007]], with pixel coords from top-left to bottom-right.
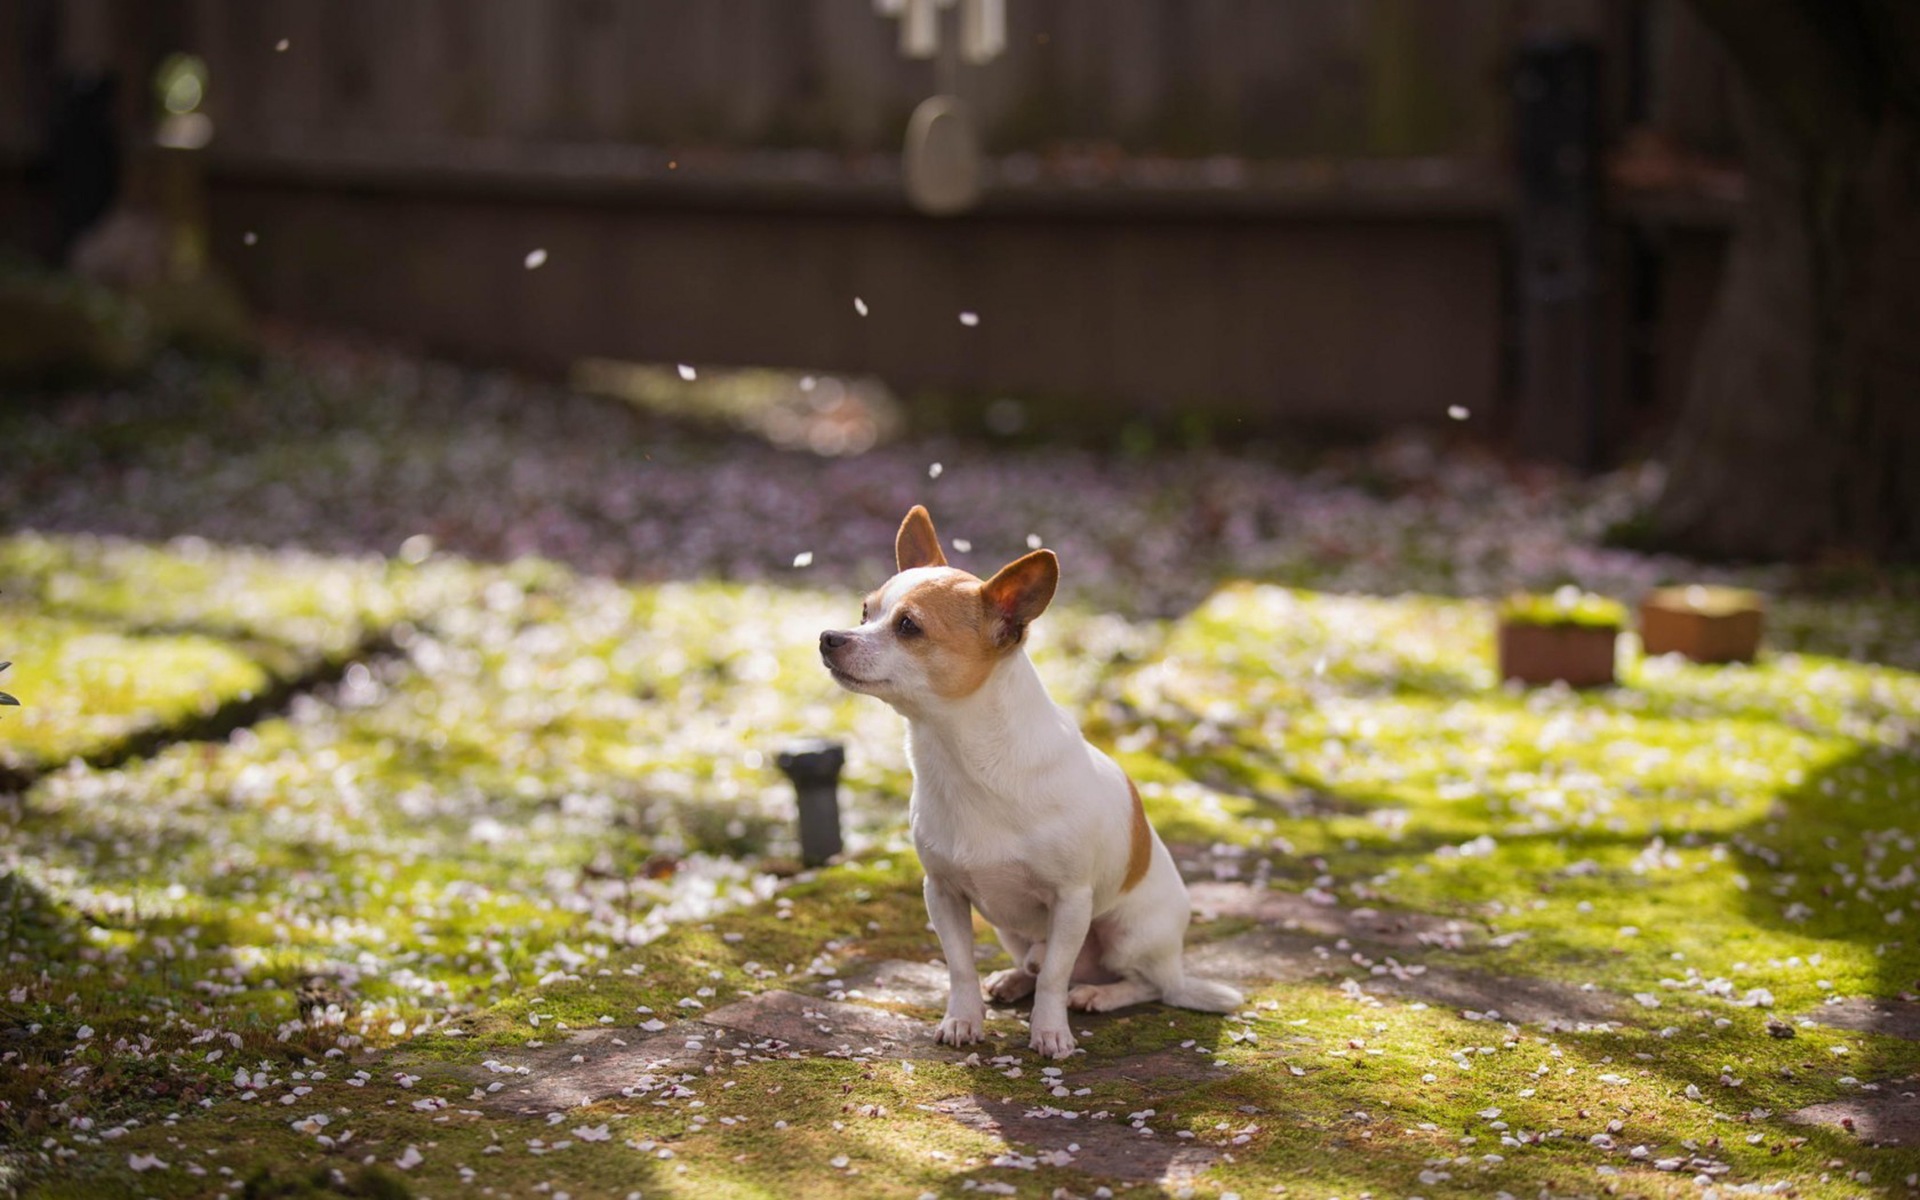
[[861, 602, 870, 623], [896, 613, 921, 637]]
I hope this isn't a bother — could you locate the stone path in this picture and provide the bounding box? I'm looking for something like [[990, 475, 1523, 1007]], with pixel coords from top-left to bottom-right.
[[463, 868, 1920, 1187], [1806, 996, 1920, 1042]]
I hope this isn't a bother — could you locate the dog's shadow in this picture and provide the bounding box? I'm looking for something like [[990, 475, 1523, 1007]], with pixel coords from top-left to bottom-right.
[[926, 966, 1239, 1186]]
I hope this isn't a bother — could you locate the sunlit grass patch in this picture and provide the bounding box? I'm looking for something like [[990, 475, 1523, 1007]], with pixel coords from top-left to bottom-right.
[[0, 609, 271, 772], [0, 533, 474, 776], [1092, 583, 1920, 1011], [0, 533, 404, 646], [6, 532, 1920, 1199]]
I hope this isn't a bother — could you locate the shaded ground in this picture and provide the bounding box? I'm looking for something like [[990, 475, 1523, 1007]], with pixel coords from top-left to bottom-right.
[[4, 336, 1917, 658], [3, 344, 1920, 1199]]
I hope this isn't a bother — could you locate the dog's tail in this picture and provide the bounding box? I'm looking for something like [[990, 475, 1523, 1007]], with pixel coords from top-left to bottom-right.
[[1161, 974, 1244, 1013]]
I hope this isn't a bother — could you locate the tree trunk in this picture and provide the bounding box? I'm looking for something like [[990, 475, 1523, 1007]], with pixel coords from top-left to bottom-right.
[[1653, 5, 1920, 561]]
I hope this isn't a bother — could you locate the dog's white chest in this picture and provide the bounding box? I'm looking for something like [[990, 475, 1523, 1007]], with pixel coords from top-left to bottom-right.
[[919, 851, 1056, 939]]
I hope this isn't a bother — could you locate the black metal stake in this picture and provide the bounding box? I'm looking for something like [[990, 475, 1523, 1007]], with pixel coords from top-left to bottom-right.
[[776, 740, 845, 867]]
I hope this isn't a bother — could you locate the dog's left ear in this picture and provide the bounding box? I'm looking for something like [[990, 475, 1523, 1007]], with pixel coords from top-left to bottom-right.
[[982, 549, 1058, 643], [896, 505, 948, 571]]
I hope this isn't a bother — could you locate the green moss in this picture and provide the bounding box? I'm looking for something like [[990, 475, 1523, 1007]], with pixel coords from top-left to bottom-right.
[[0, 608, 271, 771], [1645, 584, 1765, 616], [6, 542, 1920, 1199], [1498, 589, 1628, 629]]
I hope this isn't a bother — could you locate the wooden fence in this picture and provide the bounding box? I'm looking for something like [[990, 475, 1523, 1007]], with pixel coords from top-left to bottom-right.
[[2, 0, 1742, 460]]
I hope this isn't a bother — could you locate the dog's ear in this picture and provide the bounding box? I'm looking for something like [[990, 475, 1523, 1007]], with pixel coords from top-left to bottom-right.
[[981, 549, 1057, 643], [895, 505, 948, 571]]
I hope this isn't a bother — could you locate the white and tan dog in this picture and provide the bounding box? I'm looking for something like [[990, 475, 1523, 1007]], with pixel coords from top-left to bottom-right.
[[819, 505, 1242, 1058]]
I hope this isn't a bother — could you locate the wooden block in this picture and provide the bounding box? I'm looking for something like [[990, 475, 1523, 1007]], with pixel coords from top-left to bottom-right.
[[1640, 586, 1764, 664], [1498, 620, 1619, 688]]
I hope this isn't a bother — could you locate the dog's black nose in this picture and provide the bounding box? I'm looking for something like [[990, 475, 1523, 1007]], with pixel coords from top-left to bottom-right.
[[820, 630, 851, 652]]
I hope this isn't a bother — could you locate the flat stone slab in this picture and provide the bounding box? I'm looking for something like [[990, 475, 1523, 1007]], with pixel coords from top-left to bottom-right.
[[1188, 881, 1485, 951], [1183, 930, 1339, 987], [471, 980, 1244, 1117], [1791, 1080, 1920, 1146], [1187, 927, 1619, 1026], [822, 959, 951, 1009], [1067, 1046, 1232, 1089], [477, 989, 991, 1113], [931, 1093, 1219, 1184], [1366, 961, 1622, 1026], [704, 989, 959, 1057], [1805, 998, 1920, 1041], [479, 1026, 707, 1116]]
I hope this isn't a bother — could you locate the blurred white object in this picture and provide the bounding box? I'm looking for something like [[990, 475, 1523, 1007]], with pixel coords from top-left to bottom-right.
[[961, 0, 1006, 64], [900, 0, 938, 58], [885, 0, 1006, 64], [904, 96, 982, 215]]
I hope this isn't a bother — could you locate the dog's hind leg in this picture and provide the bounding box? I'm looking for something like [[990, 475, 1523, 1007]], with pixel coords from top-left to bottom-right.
[[1067, 977, 1160, 1012], [983, 928, 1037, 1003]]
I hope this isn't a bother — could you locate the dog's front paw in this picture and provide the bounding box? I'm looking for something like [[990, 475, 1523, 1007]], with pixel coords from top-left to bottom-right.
[[935, 1010, 985, 1046], [1029, 1023, 1077, 1060], [983, 967, 1036, 1004]]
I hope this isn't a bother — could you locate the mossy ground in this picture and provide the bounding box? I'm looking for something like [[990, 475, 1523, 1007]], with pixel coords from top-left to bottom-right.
[[4, 348, 1919, 1199], [3, 530, 1917, 1200]]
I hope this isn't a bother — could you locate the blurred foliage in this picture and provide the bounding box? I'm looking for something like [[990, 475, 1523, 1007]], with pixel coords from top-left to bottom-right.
[[0, 266, 154, 388], [0, 263, 254, 391]]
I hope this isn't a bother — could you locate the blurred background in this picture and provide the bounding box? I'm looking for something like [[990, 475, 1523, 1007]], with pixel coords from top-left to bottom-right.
[[1, 0, 1746, 468]]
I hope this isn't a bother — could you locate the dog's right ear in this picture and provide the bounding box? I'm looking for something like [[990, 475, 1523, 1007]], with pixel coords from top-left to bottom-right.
[[896, 505, 948, 571], [981, 548, 1058, 644]]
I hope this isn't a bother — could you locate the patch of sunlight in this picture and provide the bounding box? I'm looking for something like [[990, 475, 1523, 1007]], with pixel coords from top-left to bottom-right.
[[1094, 582, 1920, 1017], [0, 531, 465, 653], [0, 609, 269, 772]]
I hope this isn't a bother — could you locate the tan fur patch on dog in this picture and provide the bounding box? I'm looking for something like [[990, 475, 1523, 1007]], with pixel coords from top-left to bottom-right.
[[895, 573, 1004, 699], [1123, 778, 1152, 892]]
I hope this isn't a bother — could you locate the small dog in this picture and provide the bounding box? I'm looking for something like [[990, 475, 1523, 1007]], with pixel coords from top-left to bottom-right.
[[819, 505, 1242, 1058]]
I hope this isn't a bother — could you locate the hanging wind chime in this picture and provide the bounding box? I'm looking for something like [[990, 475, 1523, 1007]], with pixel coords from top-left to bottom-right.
[[873, 0, 1008, 215]]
